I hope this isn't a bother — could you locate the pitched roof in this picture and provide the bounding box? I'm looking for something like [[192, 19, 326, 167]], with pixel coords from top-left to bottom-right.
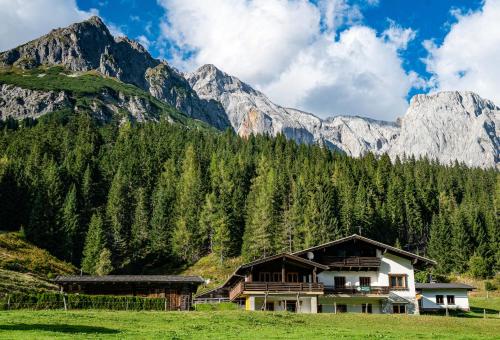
[[239, 253, 329, 270], [415, 283, 475, 290], [54, 275, 205, 284], [293, 234, 436, 265], [221, 253, 328, 289]]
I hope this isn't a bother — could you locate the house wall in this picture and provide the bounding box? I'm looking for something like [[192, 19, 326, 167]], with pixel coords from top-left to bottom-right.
[[316, 251, 418, 314], [248, 295, 318, 313], [419, 289, 470, 311], [319, 297, 383, 314]]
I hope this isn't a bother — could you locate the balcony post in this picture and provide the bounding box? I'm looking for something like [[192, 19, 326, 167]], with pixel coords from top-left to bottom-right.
[[313, 267, 317, 283], [282, 261, 286, 283]]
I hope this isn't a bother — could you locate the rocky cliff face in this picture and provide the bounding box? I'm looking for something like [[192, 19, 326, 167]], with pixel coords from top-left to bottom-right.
[[0, 16, 229, 129], [0, 83, 166, 123], [188, 64, 499, 168], [389, 91, 499, 168]]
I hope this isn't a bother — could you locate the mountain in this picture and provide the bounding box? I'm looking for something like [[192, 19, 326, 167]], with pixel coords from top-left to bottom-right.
[[187, 64, 399, 157], [188, 64, 499, 169], [0, 17, 498, 168], [0, 16, 229, 129]]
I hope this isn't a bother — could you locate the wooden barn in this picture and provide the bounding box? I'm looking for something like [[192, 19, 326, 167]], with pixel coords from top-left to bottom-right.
[[54, 275, 204, 311]]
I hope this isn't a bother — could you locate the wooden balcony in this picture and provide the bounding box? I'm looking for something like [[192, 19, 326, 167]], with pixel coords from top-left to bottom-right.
[[324, 285, 389, 295], [322, 256, 381, 269], [229, 281, 324, 300]]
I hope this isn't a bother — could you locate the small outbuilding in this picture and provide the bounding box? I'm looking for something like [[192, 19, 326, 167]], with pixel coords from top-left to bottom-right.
[[54, 275, 205, 310], [416, 282, 474, 312]]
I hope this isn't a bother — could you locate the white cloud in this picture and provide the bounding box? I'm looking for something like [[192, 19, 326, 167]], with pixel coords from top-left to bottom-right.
[[0, 0, 97, 51], [158, 0, 418, 120], [424, 0, 500, 104], [137, 35, 151, 50]]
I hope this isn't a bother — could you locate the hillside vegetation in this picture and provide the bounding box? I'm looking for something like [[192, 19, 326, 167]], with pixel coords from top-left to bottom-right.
[[0, 232, 75, 279], [0, 232, 75, 294], [180, 253, 244, 293], [0, 66, 201, 126]]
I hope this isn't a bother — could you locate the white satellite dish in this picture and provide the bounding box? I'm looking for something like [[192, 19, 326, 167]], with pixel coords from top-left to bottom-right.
[[307, 252, 314, 260]]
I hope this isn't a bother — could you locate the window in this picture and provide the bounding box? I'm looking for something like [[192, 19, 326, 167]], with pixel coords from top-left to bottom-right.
[[436, 295, 444, 304], [259, 272, 271, 282], [265, 302, 274, 311], [446, 295, 455, 305], [336, 304, 347, 313], [389, 274, 407, 289], [362, 303, 372, 313], [392, 304, 406, 314], [334, 276, 346, 288], [286, 272, 299, 282], [272, 272, 282, 282], [360, 277, 371, 287], [286, 301, 297, 312]]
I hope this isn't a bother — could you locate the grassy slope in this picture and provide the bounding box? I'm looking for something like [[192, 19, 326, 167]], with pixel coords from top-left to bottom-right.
[[0, 232, 76, 293], [0, 66, 206, 127], [180, 253, 245, 293], [0, 310, 498, 340]]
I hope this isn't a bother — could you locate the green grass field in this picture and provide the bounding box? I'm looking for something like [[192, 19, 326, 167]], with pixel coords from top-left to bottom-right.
[[0, 309, 498, 340]]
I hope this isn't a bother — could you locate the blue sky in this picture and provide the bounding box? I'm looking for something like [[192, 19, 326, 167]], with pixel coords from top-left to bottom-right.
[[1, 0, 496, 120]]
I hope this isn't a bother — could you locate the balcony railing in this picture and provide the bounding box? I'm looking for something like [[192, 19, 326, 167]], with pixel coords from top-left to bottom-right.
[[324, 285, 389, 295], [322, 256, 381, 268], [229, 281, 324, 300]]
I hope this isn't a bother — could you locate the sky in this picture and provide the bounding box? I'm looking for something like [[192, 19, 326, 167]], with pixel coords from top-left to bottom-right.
[[0, 0, 497, 121]]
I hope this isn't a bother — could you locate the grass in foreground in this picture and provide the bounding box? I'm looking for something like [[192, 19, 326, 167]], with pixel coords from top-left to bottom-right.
[[0, 310, 499, 340]]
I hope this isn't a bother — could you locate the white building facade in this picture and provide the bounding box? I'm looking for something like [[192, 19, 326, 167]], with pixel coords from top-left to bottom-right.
[[416, 283, 474, 312]]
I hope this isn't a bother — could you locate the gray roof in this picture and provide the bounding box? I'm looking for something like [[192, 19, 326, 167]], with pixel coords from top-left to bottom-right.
[[415, 283, 474, 290], [54, 275, 205, 284]]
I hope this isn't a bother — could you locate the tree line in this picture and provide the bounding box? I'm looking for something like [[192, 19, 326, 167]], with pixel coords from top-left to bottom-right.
[[0, 112, 498, 278]]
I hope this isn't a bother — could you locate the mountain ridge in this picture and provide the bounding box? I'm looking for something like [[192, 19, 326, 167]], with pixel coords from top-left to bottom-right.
[[188, 63, 499, 169], [0, 16, 498, 169]]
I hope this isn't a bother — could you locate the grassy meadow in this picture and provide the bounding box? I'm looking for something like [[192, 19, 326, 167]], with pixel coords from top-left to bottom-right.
[[0, 307, 499, 340]]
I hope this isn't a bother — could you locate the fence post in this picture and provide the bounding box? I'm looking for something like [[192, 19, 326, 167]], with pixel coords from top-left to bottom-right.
[[164, 297, 168, 312], [62, 294, 67, 311], [7, 294, 10, 310], [484, 309, 486, 319]]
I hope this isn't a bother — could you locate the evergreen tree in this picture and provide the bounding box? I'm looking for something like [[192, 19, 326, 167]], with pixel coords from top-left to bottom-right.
[[61, 184, 79, 262], [150, 159, 177, 261], [242, 157, 277, 260], [95, 248, 114, 276], [199, 192, 231, 263], [130, 187, 150, 263], [172, 145, 204, 263], [106, 167, 130, 267], [81, 213, 106, 274]]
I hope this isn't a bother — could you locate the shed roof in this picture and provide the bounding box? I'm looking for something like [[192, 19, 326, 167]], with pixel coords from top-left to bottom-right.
[[415, 283, 474, 290], [54, 275, 205, 284]]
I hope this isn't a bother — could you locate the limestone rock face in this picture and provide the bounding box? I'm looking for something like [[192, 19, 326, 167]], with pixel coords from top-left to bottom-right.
[[187, 64, 499, 168], [0, 84, 70, 120], [0, 16, 229, 129], [187, 64, 399, 157], [0, 84, 163, 123], [389, 91, 499, 169]]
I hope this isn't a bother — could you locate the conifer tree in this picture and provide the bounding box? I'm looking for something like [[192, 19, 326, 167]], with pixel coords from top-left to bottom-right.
[[106, 167, 130, 266], [82, 213, 106, 274], [172, 145, 204, 263], [150, 159, 177, 261], [61, 184, 79, 262], [130, 187, 150, 262], [242, 157, 276, 260]]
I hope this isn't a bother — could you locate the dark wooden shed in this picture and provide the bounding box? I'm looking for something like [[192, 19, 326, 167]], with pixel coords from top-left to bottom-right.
[[54, 275, 204, 310]]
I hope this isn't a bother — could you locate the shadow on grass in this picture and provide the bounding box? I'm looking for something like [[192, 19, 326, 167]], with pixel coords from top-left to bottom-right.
[[0, 323, 120, 334]]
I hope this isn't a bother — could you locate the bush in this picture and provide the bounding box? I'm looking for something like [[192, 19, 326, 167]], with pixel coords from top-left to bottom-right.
[[0, 292, 171, 311]]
